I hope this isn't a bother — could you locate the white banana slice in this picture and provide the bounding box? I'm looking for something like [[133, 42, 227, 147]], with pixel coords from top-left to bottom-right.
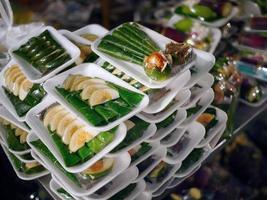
[[25, 161, 40, 169], [80, 84, 109, 101], [19, 79, 33, 101], [63, 75, 79, 90], [69, 127, 93, 153], [15, 128, 25, 136], [50, 110, 69, 132], [62, 119, 83, 145], [70, 76, 90, 91], [19, 132, 28, 144], [5, 68, 21, 90], [43, 105, 65, 128], [89, 88, 119, 106], [75, 79, 106, 91], [56, 113, 76, 137], [13, 75, 26, 96]]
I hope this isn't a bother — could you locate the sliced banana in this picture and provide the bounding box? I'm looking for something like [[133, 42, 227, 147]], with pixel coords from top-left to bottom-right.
[[69, 127, 93, 153], [62, 119, 83, 145], [70, 76, 90, 91], [75, 79, 106, 91], [125, 120, 135, 131], [43, 105, 65, 128], [80, 84, 109, 101], [25, 161, 40, 169], [13, 75, 26, 96], [15, 128, 25, 136], [63, 75, 79, 90], [56, 113, 76, 137], [50, 110, 69, 132], [19, 132, 28, 144], [19, 79, 33, 100], [5, 68, 22, 90], [89, 88, 119, 106]]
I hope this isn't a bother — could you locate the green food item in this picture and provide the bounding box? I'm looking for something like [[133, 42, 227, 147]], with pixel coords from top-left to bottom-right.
[[78, 146, 94, 161], [131, 143, 152, 163], [57, 188, 75, 200], [145, 64, 171, 81], [56, 87, 105, 126], [3, 84, 46, 117], [145, 161, 172, 183], [112, 117, 149, 152], [178, 148, 204, 173], [101, 35, 146, 58], [82, 158, 114, 180], [187, 104, 202, 117], [30, 139, 80, 186], [8, 150, 46, 175], [108, 183, 136, 200], [97, 41, 144, 66], [94, 105, 119, 122], [50, 132, 81, 167], [2, 125, 29, 151], [13, 30, 71, 74], [105, 100, 132, 116], [83, 52, 99, 63], [174, 18, 193, 33], [175, 5, 217, 22], [19, 153, 34, 161], [109, 84, 144, 107], [156, 111, 177, 129]]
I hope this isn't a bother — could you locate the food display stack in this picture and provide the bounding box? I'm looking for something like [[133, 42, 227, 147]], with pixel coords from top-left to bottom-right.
[[0, 20, 227, 200]]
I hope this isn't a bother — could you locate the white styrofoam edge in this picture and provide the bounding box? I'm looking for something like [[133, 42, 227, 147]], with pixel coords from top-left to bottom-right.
[[9, 26, 81, 83], [137, 89, 191, 123], [0, 142, 49, 180], [146, 109, 187, 142], [197, 107, 228, 147], [26, 96, 127, 173], [27, 132, 131, 197], [43, 63, 149, 132], [160, 126, 186, 147], [108, 123, 157, 156], [164, 121, 205, 164], [91, 22, 201, 89]]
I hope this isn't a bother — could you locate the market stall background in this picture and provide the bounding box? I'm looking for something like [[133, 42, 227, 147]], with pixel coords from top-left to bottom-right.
[[0, 0, 266, 200]]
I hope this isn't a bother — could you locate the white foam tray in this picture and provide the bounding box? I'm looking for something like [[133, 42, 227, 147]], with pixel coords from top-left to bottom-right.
[[209, 124, 226, 149], [129, 141, 163, 167], [134, 146, 167, 182], [27, 132, 131, 197], [73, 24, 109, 45], [43, 63, 149, 132], [108, 123, 157, 156], [181, 88, 214, 126], [49, 178, 82, 200], [167, 164, 200, 189], [82, 167, 139, 200], [174, 6, 238, 28], [181, 73, 214, 109], [0, 105, 31, 155], [14, 151, 36, 163], [0, 59, 46, 121], [167, 15, 221, 53], [26, 96, 127, 173], [92, 22, 199, 89], [143, 70, 191, 114], [197, 106, 228, 147], [160, 126, 186, 147], [175, 145, 212, 178], [145, 162, 181, 193], [9, 26, 80, 83], [138, 89, 190, 123], [152, 177, 173, 197], [146, 109, 187, 142], [0, 143, 49, 180], [135, 191, 152, 200], [164, 122, 205, 164]]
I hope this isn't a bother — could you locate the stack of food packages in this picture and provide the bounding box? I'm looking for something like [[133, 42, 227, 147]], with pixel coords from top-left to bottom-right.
[[0, 13, 229, 200]]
